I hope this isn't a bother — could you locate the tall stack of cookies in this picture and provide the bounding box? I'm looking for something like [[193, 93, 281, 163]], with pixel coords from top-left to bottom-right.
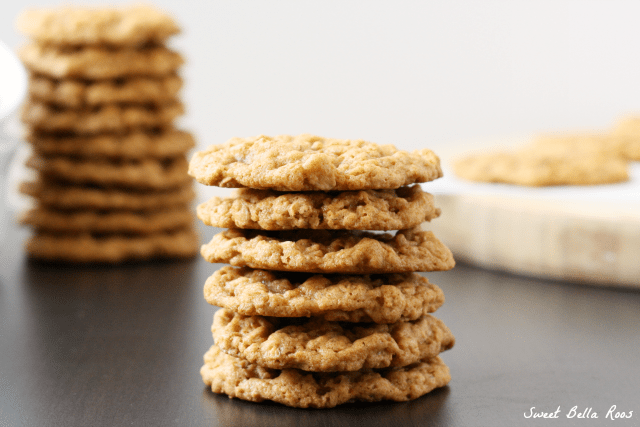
[[15, 5, 198, 262], [190, 134, 456, 408]]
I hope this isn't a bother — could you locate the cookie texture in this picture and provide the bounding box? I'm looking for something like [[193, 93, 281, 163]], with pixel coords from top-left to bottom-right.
[[20, 180, 195, 211], [16, 5, 180, 46], [28, 74, 183, 107], [27, 129, 195, 160], [201, 345, 450, 408], [197, 185, 440, 231], [19, 43, 183, 79], [204, 267, 444, 323], [453, 149, 628, 186], [201, 228, 455, 274], [22, 99, 183, 134], [26, 154, 190, 190], [20, 206, 194, 234], [212, 308, 454, 372], [25, 227, 199, 262], [189, 134, 442, 191]]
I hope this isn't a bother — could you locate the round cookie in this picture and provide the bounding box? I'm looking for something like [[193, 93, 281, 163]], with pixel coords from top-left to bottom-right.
[[16, 5, 180, 46], [19, 44, 183, 79], [197, 185, 440, 231], [453, 149, 629, 187], [25, 227, 199, 263], [201, 345, 451, 408], [27, 129, 195, 160], [189, 134, 442, 191], [612, 116, 640, 161], [201, 228, 455, 274], [26, 154, 191, 190], [204, 267, 445, 323], [20, 180, 195, 211], [20, 206, 194, 234], [28, 74, 183, 108], [22, 99, 183, 134], [212, 308, 454, 372]]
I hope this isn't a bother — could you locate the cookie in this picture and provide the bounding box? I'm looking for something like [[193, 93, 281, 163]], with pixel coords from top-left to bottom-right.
[[612, 116, 640, 160], [201, 228, 455, 274], [189, 134, 442, 191], [25, 227, 199, 262], [531, 133, 625, 158], [27, 129, 195, 160], [204, 267, 444, 323], [19, 180, 195, 211], [453, 149, 628, 187], [18, 43, 183, 79], [197, 185, 440, 231], [201, 345, 450, 408], [26, 154, 191, 190], [20, 206, 194, 234], [16, 5, 180, 46], [212, 308, 454, 372], [22, 99, 183, 134], [28, 74, 183, 107]]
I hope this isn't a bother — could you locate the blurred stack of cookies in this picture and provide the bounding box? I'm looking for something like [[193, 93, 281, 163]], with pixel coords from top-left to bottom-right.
[[15, 5, 198, 262], [190, 134, 455, 408]]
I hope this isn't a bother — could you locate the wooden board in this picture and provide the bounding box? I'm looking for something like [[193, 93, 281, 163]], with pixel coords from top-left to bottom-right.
[[424, 194, 640, 287]]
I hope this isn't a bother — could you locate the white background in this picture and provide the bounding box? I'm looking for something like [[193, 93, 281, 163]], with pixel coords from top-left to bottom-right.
[[2, 0, 640, 198]]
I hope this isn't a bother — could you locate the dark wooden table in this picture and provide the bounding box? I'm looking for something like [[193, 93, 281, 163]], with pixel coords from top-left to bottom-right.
[[1, 216, 639, 426]]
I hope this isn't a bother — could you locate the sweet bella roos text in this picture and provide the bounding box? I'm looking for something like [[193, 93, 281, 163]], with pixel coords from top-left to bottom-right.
[[524, 406, 633, 420]]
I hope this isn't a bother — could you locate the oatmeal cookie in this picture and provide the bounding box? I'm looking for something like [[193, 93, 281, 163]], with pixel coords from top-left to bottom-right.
[[27, 129, 195, 160], [19, 180, 195, 211], [612, 116, 640, 160], [22, 99, 183, 134], [204, 267, 444, 323], [197, 185, 439, 231], [201, 228, 455, 274], [28, 74, 183, 108], [201, 345, 451, 408], [20, 206, 194, 234], [453, 149, 628, 186], [25, 227, 199, 262], [189, 134, 442, 191], [212, 308, 454, 372], [26, 154, 191, 190], [16, 5, 180, 46], [19, 43, 183, 79]]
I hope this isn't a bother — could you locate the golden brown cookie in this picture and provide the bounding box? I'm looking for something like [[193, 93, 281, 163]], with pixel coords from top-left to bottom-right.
[[197, 185, 440, 231], [453, 148, 628, 187], [28, 74, 183, 107], [531, 133, 626, 158], [201, 344, 451, 408], [201, 228, 455, 274], [16, 5, 180, 46], [204, 267, 444, 323], [19, 180, 195, 211], [27, 129, 195, 160], [189, 134, 442, 191], [612, 116, 640, 160], [18, 43, 183, 79], [212, 308, 454, 372], [25, 227, 199, 262], [26, 154, 191, 190], [20, 206, 194, 234], [22, 99, 183, 134]]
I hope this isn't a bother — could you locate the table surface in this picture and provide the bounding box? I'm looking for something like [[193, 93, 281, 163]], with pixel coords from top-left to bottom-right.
[[1, 215, 639, 427]]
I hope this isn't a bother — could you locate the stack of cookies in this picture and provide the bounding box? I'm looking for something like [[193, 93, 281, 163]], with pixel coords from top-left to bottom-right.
[[15, 5, 199, 262], [189, 134, 456, 408]]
